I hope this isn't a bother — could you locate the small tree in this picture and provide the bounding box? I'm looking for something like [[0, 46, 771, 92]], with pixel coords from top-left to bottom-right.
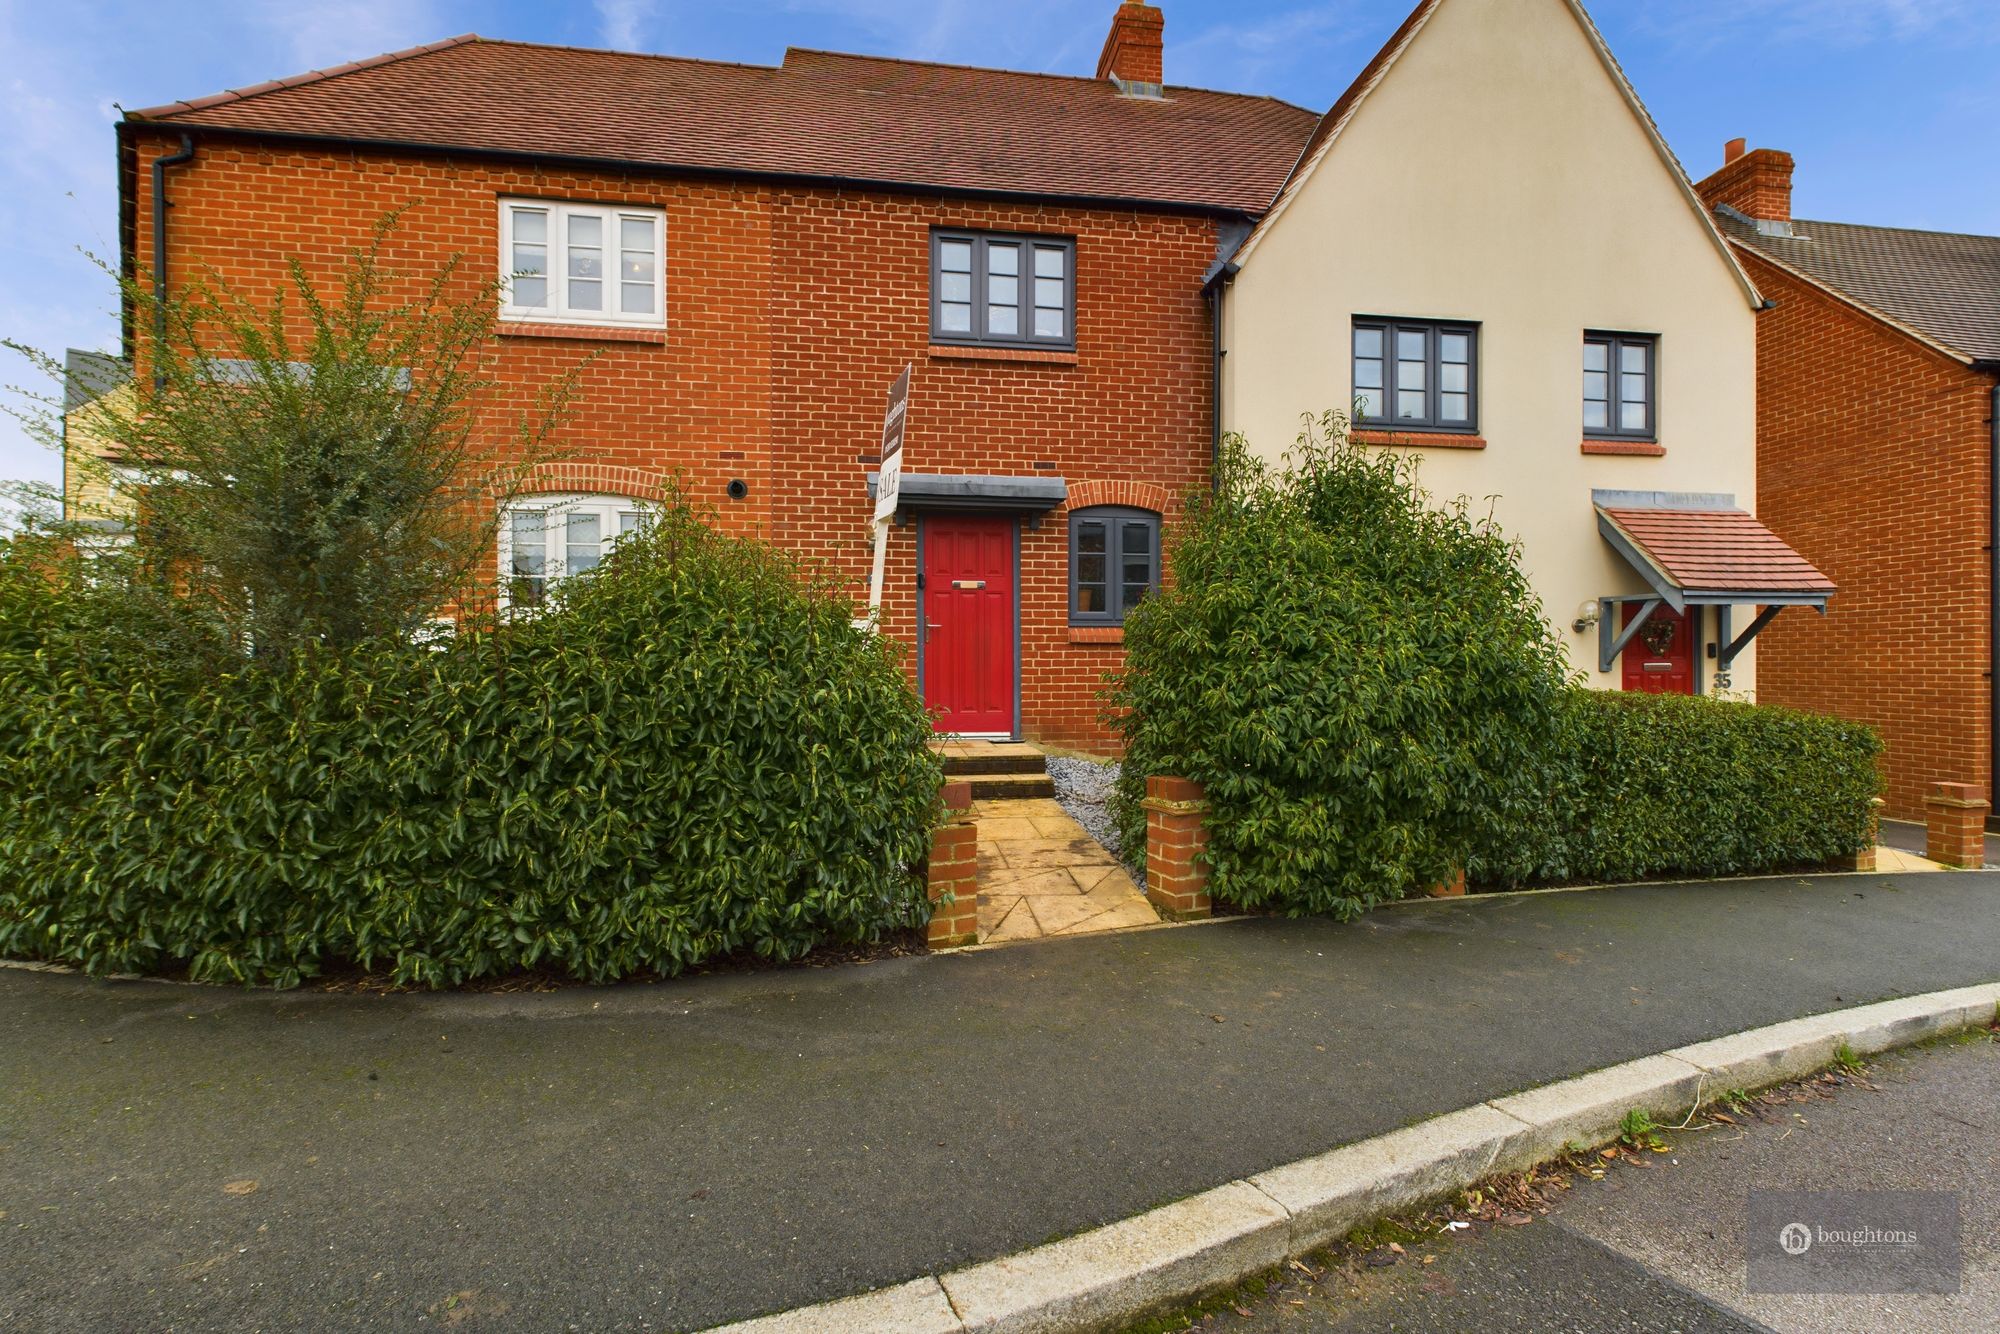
[[5, 213, 581, 664]]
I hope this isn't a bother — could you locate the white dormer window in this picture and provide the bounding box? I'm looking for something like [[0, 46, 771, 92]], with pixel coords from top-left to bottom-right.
[[500, 200, 665, 328]]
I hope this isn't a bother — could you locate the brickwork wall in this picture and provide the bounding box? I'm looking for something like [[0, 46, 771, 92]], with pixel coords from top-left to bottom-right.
[[125, 131, 1219, 751], [1740, 246, 1996, 818]]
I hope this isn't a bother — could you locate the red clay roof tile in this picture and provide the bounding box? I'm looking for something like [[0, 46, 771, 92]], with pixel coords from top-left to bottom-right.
[[1600, 506, 1835, 597], [128, 37, 1320, 215]]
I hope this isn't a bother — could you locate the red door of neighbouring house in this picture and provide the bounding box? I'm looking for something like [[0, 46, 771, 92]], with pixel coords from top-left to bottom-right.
[[923, 515, 1016, 735], [1621, 604, 1695, 695]]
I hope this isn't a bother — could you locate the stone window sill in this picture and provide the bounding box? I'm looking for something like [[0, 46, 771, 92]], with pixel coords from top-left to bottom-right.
[[1580, 439, 1666, 456], [1352, 429, 1486, 450], [497, 321, 667, 345], [928, 344, 1080, 367], [1068, 625, 1125, 644]]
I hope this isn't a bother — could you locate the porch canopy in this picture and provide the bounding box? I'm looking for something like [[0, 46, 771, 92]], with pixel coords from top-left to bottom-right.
[[1592, 489, 1834, 674], [866, 472, 1067, 526]]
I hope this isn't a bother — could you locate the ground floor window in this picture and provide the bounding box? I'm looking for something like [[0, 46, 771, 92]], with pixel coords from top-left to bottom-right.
[[1069, 506, 1159, 624], [500, 493, 653, 610]]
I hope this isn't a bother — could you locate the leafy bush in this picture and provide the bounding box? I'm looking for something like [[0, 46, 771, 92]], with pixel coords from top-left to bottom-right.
[[1471, 690, 1881, 887], [1109, 413, 1882, 915], [1109, 418, 1569, 917], [0, 499, 941, 987]]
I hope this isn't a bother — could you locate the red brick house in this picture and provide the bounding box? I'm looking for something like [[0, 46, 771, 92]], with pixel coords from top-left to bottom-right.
[[1695, 142, 2000, 818], [106, 2, 1317, 750]]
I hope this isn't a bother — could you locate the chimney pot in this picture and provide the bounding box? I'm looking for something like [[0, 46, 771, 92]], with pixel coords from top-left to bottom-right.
[[1097, 1, 1165, 96], [1724, 137, 1746, 164]]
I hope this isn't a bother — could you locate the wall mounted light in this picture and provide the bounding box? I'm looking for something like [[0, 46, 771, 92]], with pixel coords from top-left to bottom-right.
[[1572, 599, 1602, 635]]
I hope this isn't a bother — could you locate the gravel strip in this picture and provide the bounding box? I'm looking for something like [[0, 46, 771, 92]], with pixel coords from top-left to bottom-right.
[[1047, 756, 1134, 875]]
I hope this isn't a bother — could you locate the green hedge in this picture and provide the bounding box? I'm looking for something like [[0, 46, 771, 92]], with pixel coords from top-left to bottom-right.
[[1109, 420, 1882, 914], [1109, 427, 1569, 918], [0, 504, 941, 987], [1470, 689, 1882, 888]]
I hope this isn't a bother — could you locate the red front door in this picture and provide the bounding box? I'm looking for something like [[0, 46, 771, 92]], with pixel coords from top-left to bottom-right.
[[1621, 604, 1696, 695], [923, 516, 1016, 735]]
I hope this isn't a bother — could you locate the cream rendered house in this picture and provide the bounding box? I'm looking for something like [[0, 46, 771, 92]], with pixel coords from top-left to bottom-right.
[[1219, 0, 1833, 695]]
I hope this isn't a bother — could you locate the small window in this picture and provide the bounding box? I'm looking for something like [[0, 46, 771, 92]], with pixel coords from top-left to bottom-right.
[[1352, 318, 1478, 432], [499, 494, 654, 610], [500, 200, 664, 328], [1069, 506, 1159, 624], [932, 230, 1075, 350], [1584, 333, 1656, 439]]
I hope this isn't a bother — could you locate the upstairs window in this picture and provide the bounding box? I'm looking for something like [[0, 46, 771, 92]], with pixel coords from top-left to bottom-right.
[[500, 494, 653, 610], [932, 230, 1075, 350], [1584, 333, 1657, 439], [501, 200, 664, 328], [1070, 506, 1159, 625], [1352, 318, 1478, 432]]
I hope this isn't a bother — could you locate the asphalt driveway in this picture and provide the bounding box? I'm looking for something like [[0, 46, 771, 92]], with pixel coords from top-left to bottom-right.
[[4, 870, 1998, 1332]]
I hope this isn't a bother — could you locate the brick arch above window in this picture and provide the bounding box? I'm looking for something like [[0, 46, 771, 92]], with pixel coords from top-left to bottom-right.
[[520, 461, 675, 504], [1063, 479, 1171, 516]]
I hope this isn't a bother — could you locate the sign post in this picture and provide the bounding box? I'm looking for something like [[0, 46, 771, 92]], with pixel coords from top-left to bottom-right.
[[860, 365, 910, 629]]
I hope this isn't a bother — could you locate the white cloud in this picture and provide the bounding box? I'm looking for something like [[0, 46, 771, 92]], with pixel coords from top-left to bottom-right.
[[1166, 4, 1356, 96], [1636, 0, 1987, 49], [777, 0, 1092, 70], [240, 0, 446, 70], [0, 0, 128, 496], [595, 0, 658, 51]]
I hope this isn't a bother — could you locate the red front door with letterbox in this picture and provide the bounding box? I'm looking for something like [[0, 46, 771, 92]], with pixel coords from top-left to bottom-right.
[[923, 516, 1016, 734], [1621, 604, 1695, 695]]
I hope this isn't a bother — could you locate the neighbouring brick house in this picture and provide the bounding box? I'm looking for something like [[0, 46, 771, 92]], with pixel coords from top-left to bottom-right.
[[1694, 142, 2000, 818], [99, 2, 1314, 750]]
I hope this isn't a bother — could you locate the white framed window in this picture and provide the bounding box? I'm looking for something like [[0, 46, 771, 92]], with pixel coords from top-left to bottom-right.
[[499, 199, 665, 328], [499, 493, 655, 610]]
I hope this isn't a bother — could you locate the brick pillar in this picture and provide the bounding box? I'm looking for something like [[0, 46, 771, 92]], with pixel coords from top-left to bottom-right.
[[1142, 776, 1212, 920], [1836, 797, 1885, 872], [926, 780, 980, 948], [1425, 869, 1467, 898], [1925, 783, 1990, 869]]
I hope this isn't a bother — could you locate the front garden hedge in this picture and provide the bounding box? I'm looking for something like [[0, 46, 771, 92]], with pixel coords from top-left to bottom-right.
[[1110, 417, 1882, 913], [1470, 689, 1882, 887], [1109, 424, 1570, 917], [0, 501, 942, 988]]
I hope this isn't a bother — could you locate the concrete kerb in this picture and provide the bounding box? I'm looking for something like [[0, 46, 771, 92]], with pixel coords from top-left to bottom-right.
[[700, 981, 2000, 1334]]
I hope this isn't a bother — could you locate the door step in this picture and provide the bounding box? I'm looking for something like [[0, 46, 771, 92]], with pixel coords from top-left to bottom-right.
[[939, 751, 1047, 777], [954, 770, 1057, 800]]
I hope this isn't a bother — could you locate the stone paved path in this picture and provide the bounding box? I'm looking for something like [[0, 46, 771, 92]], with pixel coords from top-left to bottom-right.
[[972, 796, 1160, 942]]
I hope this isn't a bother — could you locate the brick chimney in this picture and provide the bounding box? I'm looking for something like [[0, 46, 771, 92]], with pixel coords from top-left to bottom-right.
[[1694, 139, 1795, 236], [1097, 1, 1164, 97]]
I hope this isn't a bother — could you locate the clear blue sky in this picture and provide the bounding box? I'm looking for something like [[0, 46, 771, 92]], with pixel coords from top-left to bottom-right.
[[3, 0, 1996, 505]]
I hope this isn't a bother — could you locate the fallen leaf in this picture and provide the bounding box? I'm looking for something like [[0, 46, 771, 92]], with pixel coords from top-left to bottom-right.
[[221, 1180, 258, 1197]]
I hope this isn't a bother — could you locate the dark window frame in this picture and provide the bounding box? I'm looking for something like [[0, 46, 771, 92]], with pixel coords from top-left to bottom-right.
[[1351, 317, 1480, 434], [1583, 331, 1658, 441], [1068, 505, 1160, 625], [930, 229, 1077, 351]]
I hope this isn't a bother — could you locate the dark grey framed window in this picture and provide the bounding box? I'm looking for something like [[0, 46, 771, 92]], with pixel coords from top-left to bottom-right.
[[1352, 318, 1478, 432], [932, 230, 1075, 350], [1069, 506, 1159, 624], [1584, 333, 1656, 439]]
